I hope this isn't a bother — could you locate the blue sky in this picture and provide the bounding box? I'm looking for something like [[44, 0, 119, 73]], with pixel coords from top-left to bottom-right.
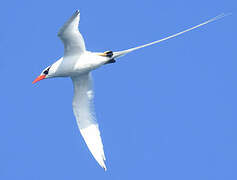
[[0, 0, 236, 179]]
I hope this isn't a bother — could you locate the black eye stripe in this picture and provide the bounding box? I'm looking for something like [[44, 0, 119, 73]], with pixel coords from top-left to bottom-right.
[[43, 70, 48, 75], [43, 66, 51, 75]]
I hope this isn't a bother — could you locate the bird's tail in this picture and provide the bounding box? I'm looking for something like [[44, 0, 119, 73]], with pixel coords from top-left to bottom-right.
[[112, 13, 230, 59]]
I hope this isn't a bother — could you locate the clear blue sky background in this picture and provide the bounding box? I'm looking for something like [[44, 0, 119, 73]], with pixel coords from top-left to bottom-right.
[[0, 0, 236, 179]]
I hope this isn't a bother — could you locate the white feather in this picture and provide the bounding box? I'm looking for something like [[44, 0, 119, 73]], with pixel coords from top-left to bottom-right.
[[35, 11, 229, 170], [112, 13, 229, 58], [71, 73, 106, 170], [58, 10, 86, 57]]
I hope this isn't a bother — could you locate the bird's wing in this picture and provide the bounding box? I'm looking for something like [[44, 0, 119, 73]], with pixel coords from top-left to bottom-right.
[[71, 73, 106, 170], [58, 10, 86, 57], [112, 13, 229, 58]]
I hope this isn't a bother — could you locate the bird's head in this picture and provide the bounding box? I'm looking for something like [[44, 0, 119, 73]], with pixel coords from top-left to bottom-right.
[[32, 65, 52, 84]]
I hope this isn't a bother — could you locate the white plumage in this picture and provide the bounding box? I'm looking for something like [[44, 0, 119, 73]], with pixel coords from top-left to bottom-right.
[[33, 10, 228, 170], [72, 74, 106, 170]]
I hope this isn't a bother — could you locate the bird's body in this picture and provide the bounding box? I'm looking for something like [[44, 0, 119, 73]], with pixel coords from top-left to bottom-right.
[[33, 10, 227, 170], [48, 52, 108, 77]]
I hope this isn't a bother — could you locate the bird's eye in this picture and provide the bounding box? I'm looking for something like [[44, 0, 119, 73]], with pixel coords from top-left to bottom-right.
[[43, 66, 51, 75], [43, 70, 49, 75]]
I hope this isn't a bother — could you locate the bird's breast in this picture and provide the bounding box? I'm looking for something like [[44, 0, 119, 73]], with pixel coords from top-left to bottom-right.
[[52, 52, 108, 77]]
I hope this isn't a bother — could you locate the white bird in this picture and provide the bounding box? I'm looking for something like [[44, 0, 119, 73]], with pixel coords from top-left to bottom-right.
[[33, 10, 227, 170]]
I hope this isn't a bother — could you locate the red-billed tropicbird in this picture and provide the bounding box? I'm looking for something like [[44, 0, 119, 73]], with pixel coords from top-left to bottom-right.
[[33, 10, 227, 170]]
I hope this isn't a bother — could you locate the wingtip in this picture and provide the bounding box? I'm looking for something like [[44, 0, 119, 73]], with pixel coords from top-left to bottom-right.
[[102, 163, 107, 171], [96, 152, 107, 171], [74, 10, 80, 15], [71, 10, 80, 18], [99, 158, 107, 171]]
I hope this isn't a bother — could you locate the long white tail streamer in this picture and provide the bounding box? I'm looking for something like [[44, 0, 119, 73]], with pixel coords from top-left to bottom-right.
[[113, 13, 230, 58]]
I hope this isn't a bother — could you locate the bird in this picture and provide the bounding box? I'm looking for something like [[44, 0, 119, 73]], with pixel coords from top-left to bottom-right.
[[32, 10, 228, 170]]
